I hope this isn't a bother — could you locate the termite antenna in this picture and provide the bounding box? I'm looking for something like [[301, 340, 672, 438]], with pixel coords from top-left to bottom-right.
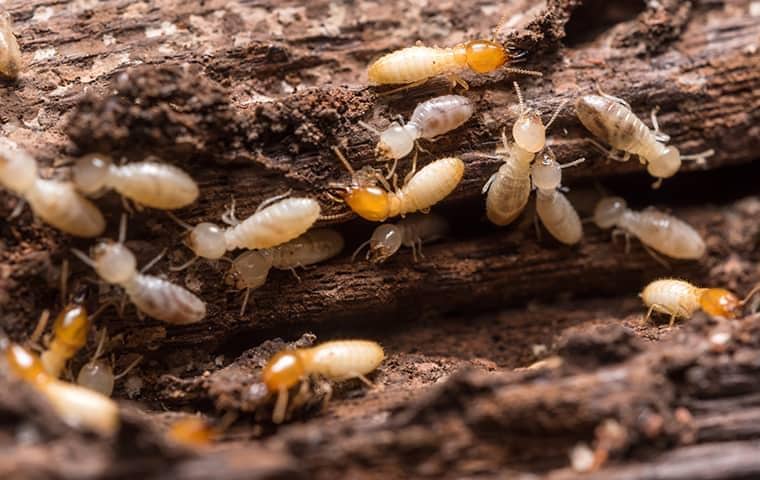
[[358, 120, 381, 136], [513, 81, 525, 113], [71, 248, 96, 269], [545, 99, 569, 131], [118, 213, 128, 244], [351, 240, 372, 262], [681, 149, 714, 167], [740, 284, 760, 307], [170, 256, 199, 272], [561, 157, 586, 169], [28, 309, 51, 346], [166, 211, 193, 231], [91, 328, 107, 363], [60, 259, 69, 306], [492, 12, 511, 40], [505, 67, 542, 78], [332, 146, 356, 176], [114, 355, 142, 380]]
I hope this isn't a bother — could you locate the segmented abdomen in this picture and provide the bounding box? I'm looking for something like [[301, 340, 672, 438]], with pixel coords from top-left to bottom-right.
[[368, 47, 459, 85], [397, 213, 449, 247], [305, 340, 385, 381], [269, 228, 344, 269], [641, 279, 701, 319], [622, 210, 705, 259], [409, 95, 474, 139], [575, 95, 653, 153], [112, 162, 199, 210], [125, 274, 206, 324], [536, 191, 583, 245], [224, 198, 321, 250], [26, 180, 106, 238], [395, 157, 464, 216], [485, 160, 532, 226]]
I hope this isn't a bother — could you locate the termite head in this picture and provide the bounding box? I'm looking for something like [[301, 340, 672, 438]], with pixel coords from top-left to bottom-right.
[[531, 150, 562, 191], [262, 350, 307, 393], [187, 223, 227, 260], [73, 153, 113, 194], [593, 196, 627, 229], [0, 140, 37, 195], [513, 110, 545, 153], [225, 250, 273, 290], [92, 241, 137, 284], [463, 40, 507, 73], [5, 343, 48, 386], [333, 148, 392, 221], [377, 122, 416, 160], [700, 288, 741, 319], [646, 146, 681, 179], [167, 417, 216, 447], [368, 224, 403, 264], [77, 360, 115, 397], [52, 304, 89, 350]]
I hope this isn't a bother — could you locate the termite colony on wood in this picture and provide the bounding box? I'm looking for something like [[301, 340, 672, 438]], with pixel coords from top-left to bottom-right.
[[0, 7, 750, 442]]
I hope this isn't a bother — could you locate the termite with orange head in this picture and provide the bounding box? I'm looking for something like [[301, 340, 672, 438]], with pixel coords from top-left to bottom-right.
[[352, 213, 449, 264], [531, 148, 585, 245], [72, 153, 199, 210], [331, 147, 464, 222], [575, 89, 714, 187], [0, 11, 22, 80], [225, 228, 345, 316], [593, 196, 705, 260], [3, 340, 119, 436], [262, 339, 384, 423], [483, 82, 567, 226], [39, 304, 90, 378], [72, 215, 206, 325], [0, 139, 105, 237], [168, 194, 321, 270], [640, 279, 760, 327]]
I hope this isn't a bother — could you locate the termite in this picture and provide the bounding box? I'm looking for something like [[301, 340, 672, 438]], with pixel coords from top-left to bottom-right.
[[72, 153, 199, 210], [3, 341, 119, 436], [352, 213, 449, 264], [0, 139, 105, 237], [167, 416, 217, 447], [72, 215, 206, 325], [39, 304, 90, 378], [0, 12, 22, 80], [575, 90, 714, 187], [332, 147, 464, 222], [169, 194, 321, 269], [640, 279, 760, 326], [367, 37, 540, 89], [531, 149, 585, 245], [593, 196, 705, 260], [262, 339, 384, 424], [483, 82, 566, 226], [225, 228, 345, 315], [77, 328, 142, 396], [361, 95, 474, 174]]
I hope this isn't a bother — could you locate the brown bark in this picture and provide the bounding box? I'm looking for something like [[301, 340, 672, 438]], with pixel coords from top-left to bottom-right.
[[0, 0, 759, 478]]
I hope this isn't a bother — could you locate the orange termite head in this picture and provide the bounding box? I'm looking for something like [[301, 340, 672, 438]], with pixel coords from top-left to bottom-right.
[[53, 304, 90, 350], [4, 342, 48, 385], [337, 166, 392, 222], [167, 417, 216, 447], [463, 40, 507, 73], [700, 288, 741, 319], [262, 350, 307, 393]]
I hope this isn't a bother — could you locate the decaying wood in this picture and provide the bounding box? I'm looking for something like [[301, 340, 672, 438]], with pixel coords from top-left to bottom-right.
[[0, 0, 759, 478]]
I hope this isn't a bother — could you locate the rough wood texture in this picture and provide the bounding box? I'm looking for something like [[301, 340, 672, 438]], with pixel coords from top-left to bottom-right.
[[0, 0, 759, 478]]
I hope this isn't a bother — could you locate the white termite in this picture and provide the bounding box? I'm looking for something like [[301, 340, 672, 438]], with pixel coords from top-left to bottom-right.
[[531, 149, 585, 245], [362, 95, 474, 168], [72, 216, 206, 325], [170, 194, 321, 268], [352, 213, 449, 264], [575, 90, 714, 187], [0, 139, 105, 237], [483, 82, 566, 226], [593, 196, 705, 260], [0, 12, 22, 80], [72, 153, 199, 210], [225, 228, 345, 315]]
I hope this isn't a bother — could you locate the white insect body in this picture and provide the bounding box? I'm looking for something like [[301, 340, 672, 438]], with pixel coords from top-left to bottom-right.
[[640, 279, 745, 325], [0, 141, 105, 237], [73, 154, 199, 210], [371, 95, 474, 160], [354, 213, 449, 263], [531, 150, 584, 245], [184, 197, 321, 260], [73, 219, 206, 325], [575, 94, 713, 183], [0, 12, 22, 79], [593, 196, 705, 259]]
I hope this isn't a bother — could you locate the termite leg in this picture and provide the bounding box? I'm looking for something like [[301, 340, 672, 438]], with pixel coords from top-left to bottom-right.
[[288, 267, 302, 283], [351, 240, 371, 262], [642, 244, 671, 270], [320, 380, 333, 411], [357, 374, 374, 388], [113, 355, 143, 380], [416, 238, 425, 260], [651, 178, 664, 190], [170, 255, 199, 272], [272, 387, 289, 424], [668, 313, 678, 328], [610, 228, 629, 251], [385, 156, 399, 181], [545, 99, 569, 131], [587, 138, 630, 163], [9, 198, 26, 219], [403, 150, 419, 186], [410, 241, 418, 262], [358, 120, 381, 136], [256, 190, 293, 213], [221, 196, 240, 226], [595, 83, 631, 110], [448, 74, 469, 91], [681, 149, 715, 167], [560, 157, 586, 169], [140, 248, 168, 274], [28, 309, 51, 348], [482, 173, 497, 194], [650, 107, 671, 143], [240, 288, 252, 318]]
